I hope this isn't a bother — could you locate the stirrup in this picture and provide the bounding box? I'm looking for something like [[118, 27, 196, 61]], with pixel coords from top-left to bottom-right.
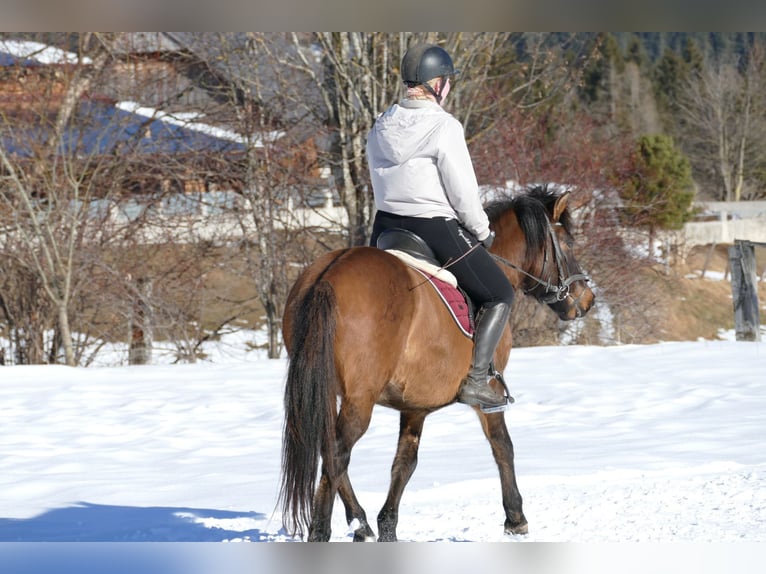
[[479, 370, 515, 414]]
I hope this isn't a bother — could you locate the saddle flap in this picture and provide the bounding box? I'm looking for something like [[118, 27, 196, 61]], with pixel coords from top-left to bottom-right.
[[385, 249, 458, 288]]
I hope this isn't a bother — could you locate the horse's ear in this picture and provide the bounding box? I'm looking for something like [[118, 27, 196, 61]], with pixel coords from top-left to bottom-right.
[[552, 191, 570, 223]]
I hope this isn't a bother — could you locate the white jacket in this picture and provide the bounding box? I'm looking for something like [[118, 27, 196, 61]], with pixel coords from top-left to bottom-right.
[[366, 99, 490, 241]]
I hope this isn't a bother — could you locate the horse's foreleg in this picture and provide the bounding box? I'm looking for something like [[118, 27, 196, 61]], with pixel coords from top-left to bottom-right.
[[308, 402, 374, 542], [337, 472, 376, 541], [377, 410, 427, 542], [478, 410, 528, 535]]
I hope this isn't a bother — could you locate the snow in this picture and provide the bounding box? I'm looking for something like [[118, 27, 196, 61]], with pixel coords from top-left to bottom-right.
[[1, 329, 764, 549], [0, 40, 92, 65], [685, 270, 728, 281], [115, 101, 283, 146]]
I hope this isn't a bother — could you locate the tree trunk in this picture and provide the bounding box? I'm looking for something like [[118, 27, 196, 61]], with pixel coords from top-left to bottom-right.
[[265, 297, 280, 359], [734, 86, 751, 202], [57, 303, 76, 366]]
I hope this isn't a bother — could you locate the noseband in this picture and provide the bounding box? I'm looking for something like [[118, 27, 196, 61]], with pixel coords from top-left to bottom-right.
[[491, 220, 589, 305]]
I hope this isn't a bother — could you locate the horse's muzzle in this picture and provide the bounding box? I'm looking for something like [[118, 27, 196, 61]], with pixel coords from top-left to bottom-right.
[[555, 286, 594, 321]]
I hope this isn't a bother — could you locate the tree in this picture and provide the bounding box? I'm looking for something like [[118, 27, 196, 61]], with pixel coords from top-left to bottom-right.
[[677, 42, 766, 201], [617, 134, 696, 252], [1, 33, 258, 365], [579, 33, 624, 112], [576, 33, 661, 135], [653, 48, 688, 129], [625, 34, 648, 68], [681, 36, 704, 76], [0, 33, 112, 365]]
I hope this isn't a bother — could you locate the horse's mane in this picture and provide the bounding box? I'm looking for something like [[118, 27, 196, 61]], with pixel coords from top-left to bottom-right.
[[484, 184, 573, 255]]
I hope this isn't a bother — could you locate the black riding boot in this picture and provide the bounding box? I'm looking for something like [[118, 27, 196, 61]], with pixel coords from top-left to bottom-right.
[[457, 301, 511, 409]]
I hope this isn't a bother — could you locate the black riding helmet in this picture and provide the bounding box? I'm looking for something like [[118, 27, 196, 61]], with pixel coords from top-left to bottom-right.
[[401, 44, 459, 103]]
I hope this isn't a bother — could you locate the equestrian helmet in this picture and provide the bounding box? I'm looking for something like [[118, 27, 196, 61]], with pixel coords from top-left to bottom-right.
[[401, 44, 459, 86]]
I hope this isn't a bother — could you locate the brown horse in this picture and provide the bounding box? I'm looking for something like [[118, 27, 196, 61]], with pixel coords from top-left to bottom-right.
[[279, 185, 594, 541]]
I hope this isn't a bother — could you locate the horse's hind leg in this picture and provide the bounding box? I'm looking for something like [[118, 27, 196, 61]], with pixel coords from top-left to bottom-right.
[[478, 410, 528, 535], [307, 472, 334, 541], [308, 472, 374, 541], [308, 401, 374, 542], [377, 410, 427, 542], [337, 472, 376, 541]]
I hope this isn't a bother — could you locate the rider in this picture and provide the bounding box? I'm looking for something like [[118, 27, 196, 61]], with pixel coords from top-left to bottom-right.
[[366, 43, 514, 411]]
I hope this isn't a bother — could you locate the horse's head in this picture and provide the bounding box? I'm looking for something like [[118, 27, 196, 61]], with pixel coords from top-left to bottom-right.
[[487, 185, 594, 321]]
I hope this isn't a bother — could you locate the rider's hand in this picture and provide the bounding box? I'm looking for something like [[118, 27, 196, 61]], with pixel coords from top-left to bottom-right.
[[481, 230, 495, 249]]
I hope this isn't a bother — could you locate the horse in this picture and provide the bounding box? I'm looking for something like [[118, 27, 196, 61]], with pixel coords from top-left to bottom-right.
[[279, 185, 594, 541]]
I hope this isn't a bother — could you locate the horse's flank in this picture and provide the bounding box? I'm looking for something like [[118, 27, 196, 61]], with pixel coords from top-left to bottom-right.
[[283, 246, 474, 411]]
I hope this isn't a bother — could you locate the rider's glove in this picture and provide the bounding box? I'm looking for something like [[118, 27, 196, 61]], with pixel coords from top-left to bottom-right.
[[481, 230, 495, 249]]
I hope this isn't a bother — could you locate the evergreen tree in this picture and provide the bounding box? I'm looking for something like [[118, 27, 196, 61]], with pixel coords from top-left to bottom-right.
[[618, 134, 696, 251], [578, 33, 622, 110], [707, 32, 731, 62], [653, 48, 689, 134], [625, 34, 648, 67], [681, 37, 704, 77]]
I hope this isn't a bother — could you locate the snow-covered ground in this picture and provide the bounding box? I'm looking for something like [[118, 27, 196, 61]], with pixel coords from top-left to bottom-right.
[[1, 329, 764, 546]]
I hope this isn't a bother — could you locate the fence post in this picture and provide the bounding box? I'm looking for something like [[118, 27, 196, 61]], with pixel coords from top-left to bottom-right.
[[729, 240, 761, 341]]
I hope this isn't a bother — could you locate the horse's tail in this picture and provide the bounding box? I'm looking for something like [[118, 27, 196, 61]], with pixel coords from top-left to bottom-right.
[[279, 279, 339, 539]]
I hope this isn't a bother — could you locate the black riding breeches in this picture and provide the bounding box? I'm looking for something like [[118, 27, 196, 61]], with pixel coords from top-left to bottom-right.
[[370, 211, 515, 307]]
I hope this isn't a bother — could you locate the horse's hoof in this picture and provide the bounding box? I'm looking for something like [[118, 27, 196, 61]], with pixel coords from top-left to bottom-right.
[[377, 530, 397, 542], [352, 525, 376, 542], [504, 521, 529, 536], [307, 528, 331, 542]]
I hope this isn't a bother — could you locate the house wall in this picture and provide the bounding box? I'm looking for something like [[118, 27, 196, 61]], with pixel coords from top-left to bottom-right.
[[0, 65, 67, 115]]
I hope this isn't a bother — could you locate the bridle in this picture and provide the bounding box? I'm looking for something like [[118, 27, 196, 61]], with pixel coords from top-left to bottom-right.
[[491, 220, 590, 305]]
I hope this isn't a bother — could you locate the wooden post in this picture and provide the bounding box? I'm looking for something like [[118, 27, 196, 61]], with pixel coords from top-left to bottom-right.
[[129, 277, 153, 364], [701, 242, 716, 279], [729, 240, 761, 342]]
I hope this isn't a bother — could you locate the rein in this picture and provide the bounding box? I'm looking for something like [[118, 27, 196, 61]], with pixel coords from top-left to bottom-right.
[[491, 222, 589, 304]]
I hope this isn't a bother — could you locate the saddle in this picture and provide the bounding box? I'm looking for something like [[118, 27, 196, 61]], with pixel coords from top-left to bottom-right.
[[376, 228, 476, 336]]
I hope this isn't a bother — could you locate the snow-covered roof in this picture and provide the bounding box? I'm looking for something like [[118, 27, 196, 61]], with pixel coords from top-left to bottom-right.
[[2, 98, 246, 157], [116, 101, 283, 147], [0, 39, 92, 65]]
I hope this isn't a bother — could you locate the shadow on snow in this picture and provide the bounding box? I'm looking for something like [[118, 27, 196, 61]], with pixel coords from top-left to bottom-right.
[[0, 502, 275, 542]]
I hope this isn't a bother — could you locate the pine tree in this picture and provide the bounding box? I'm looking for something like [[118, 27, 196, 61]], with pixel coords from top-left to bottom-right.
[[618, 134, 696, 251], [653, 48, 688, 133], [681, 37, 704, 77], [625, 34, 648, 68]]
